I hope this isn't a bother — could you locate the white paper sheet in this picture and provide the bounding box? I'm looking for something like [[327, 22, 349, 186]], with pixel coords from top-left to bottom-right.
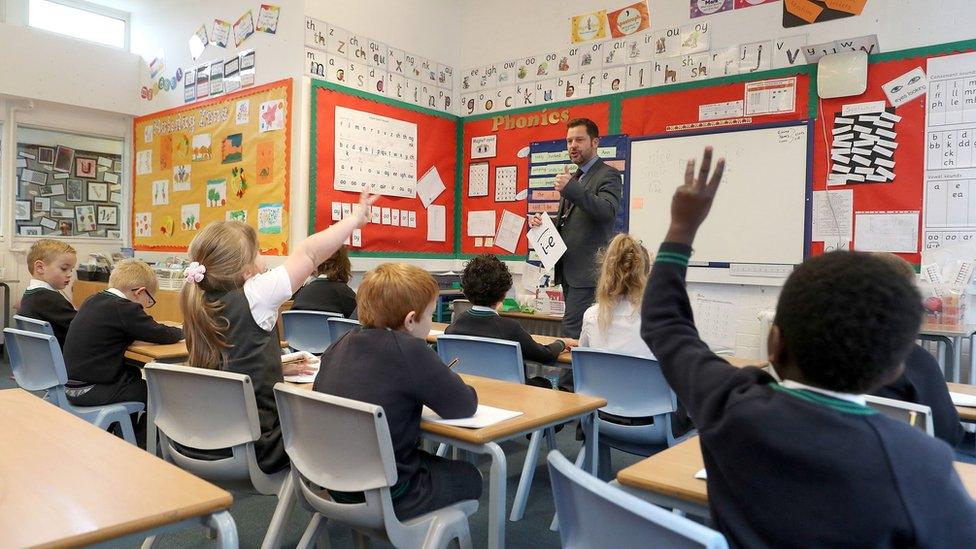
[[467, 210, 497, 237], [334, 106, 417, 198], [526, 213, 566, 271], [422, 404, 523, 428], [468, 162, 489, 197], [471, 135, 497, 159], [854, 211, 920, 253], [695, 468, 708, 480], [417, 166, 446, 209], [494, 165, 518, 202], [950, 392, 976, 407], [281, 351, 321, 383], [812, 190, 854, 241], [494, 210, 524, 253], [427, 204, 446, 242]]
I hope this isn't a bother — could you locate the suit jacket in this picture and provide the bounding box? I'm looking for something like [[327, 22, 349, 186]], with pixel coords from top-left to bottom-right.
[[555, 157, 622, 288]]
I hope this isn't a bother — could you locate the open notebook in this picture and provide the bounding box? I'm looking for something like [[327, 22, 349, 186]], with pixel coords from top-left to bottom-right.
[[422, 404, 522, 428], [950, 392, 976, 407]]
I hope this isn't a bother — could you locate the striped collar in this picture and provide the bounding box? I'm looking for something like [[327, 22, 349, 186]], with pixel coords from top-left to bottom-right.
[[771, 383, 875, 415], [468, 305, 499, 317], [770, 371, 867, 406]]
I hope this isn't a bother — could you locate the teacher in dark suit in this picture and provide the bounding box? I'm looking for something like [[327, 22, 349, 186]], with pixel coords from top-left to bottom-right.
[[530, 118, 622, 338]]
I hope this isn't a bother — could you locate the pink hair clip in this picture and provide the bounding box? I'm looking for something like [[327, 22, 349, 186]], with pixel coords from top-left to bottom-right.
[[184, 261, 206, 284]]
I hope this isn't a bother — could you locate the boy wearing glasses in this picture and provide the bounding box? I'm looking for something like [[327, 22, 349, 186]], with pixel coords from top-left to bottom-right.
[[63, 259, 183, 447]]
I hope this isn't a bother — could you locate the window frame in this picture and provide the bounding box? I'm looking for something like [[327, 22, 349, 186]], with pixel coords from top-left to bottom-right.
[[27, 0, 130, 51]]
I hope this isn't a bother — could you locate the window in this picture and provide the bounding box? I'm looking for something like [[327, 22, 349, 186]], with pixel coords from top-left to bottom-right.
[[15, 126, 123, 240], [28, 0, 128, 50]]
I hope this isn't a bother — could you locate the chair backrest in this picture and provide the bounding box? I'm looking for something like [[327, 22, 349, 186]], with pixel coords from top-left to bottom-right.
[[143, 362, 281, 491], [327, 317, 360, 342], [3, 328, 69, 403], [435, 334, 524, 383], [281, 310, 340, 353], [451, 299, 473, 323], [572, 347, 676, 418], [13, 315, 56, 337], [863, 394, 934, 436], [547, 450, 728, 549], [274, 383, 400, 532]]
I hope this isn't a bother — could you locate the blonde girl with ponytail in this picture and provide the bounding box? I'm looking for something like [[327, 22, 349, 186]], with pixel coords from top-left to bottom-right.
[[179, 191, 376, 474], [579, 233, 654, 357]]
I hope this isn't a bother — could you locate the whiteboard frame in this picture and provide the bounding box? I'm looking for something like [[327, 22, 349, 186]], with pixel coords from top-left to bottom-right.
[[630, 120, 814, 285]]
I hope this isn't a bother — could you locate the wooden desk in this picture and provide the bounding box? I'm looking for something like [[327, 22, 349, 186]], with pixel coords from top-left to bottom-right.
[[126, 338, 289, 364], [288, 374, 604, 549], [499, 310, 563, 337], [919, 323, 976, 384], [0, 389, 236, 547], [73, 280, 184, 324], [616, 436, 976, 519], [948, 382, 976, 422]]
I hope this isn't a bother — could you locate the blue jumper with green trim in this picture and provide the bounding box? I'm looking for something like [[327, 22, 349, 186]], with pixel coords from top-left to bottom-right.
[[641, 242, 976, 548]]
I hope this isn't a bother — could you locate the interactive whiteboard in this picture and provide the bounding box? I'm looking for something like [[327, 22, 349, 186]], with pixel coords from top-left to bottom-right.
[[629, 122, 811, 271]]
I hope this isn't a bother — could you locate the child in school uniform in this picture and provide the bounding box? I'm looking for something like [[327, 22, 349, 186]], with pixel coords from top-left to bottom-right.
[[63, 259, 183, 446], [18, 239, 77, 348], [871, 253, 964, 447], [180, 193, 373, 474], [579, 233, 653, 357], [641, 148, 976, 547], [291, 245, 357, 317], [447, 254, 571, 386], [314, 263, 481, 520]]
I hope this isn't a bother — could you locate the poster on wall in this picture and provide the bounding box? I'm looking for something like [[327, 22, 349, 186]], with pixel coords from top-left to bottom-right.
[[691, 0, 733, 18], [607, 1, 650, 37], [132, 79, 293, 254], [783, 0, 866, 27], [570, 10, 608, 44]]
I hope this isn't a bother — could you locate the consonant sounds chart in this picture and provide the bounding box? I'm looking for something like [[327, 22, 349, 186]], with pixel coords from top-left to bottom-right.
[[334, 106, 417, 198], [924, 51, 976, 249]]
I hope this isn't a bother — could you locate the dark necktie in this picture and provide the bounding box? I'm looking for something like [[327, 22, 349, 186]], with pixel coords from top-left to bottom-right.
[[558, 169, 585, 226]]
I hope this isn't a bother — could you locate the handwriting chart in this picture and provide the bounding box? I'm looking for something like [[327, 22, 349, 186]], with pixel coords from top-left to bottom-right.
[[923, 51, 976, 249], [334, 106, 417, 198]]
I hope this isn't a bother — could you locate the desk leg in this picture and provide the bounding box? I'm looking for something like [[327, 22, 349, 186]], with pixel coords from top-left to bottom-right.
[[970, 334, 976, 386], [0, 282, 9, 349], [952, 336, 963, 383]]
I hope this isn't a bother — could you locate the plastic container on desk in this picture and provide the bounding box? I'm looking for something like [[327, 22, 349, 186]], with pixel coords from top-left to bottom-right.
[[919, 282, 968, 325]]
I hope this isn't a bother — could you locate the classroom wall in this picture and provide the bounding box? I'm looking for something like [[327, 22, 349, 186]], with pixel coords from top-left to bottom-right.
[[0, 21, 140, 115], [459, 0, 976, 68]]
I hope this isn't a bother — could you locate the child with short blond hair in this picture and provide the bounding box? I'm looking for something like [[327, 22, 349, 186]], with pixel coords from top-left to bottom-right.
[[63, 259, 183, 446], [18, 239, 78, 347], [314, 263, 481, 520]]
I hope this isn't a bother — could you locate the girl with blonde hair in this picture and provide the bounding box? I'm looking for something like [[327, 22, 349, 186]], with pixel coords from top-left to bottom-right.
[[180, 192, 375, 473], [579, 233, 654, 357]]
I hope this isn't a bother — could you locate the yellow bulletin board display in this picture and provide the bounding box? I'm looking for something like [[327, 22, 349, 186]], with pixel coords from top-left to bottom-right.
[[132, 78, 293, 254]]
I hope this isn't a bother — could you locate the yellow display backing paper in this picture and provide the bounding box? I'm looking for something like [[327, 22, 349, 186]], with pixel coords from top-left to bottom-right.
[[132, 78, 292, 254]]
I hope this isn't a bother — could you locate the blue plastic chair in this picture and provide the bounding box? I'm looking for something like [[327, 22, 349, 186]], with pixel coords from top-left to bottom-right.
[[327, 317, 360, 343], [547, 450, 728, 549], [13, 314, 56, 336], [281, 310, 341, 354], [435, 334, 555, 521], [572, 348, 694, 480], [3, 327, 143, 445]]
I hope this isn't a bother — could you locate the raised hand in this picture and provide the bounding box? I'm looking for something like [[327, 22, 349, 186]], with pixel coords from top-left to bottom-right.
[[352, 191, 380, 226], [665, 147, 725, 246]]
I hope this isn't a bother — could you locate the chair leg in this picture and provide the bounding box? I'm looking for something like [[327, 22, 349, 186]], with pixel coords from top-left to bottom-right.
[[509, 429, 544, 522], [206, 510, 240, 549], [597, 442, 612, 481], [261, 474, 296, 549], [545, 427, 556, 453], [116, 413, 138, 445], [297, 513, 330, 549]]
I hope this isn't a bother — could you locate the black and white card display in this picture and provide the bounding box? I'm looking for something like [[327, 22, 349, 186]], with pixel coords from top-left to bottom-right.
[[829, 108, 900, 185]]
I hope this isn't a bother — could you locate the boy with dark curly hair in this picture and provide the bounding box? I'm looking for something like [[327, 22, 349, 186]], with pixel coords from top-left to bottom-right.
[[641, 148, 976, 547], [447, 254, 574, 382]]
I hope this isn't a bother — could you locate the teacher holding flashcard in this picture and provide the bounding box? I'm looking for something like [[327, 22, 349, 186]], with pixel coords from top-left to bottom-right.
[[530, 118, 622, 338]]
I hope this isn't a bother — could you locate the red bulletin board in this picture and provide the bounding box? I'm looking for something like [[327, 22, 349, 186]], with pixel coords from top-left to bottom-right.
[[459, 102, 610, 256], [619, 72, 812, 136], [811, 55, 959, 264], [311, 83, 458, 255]]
